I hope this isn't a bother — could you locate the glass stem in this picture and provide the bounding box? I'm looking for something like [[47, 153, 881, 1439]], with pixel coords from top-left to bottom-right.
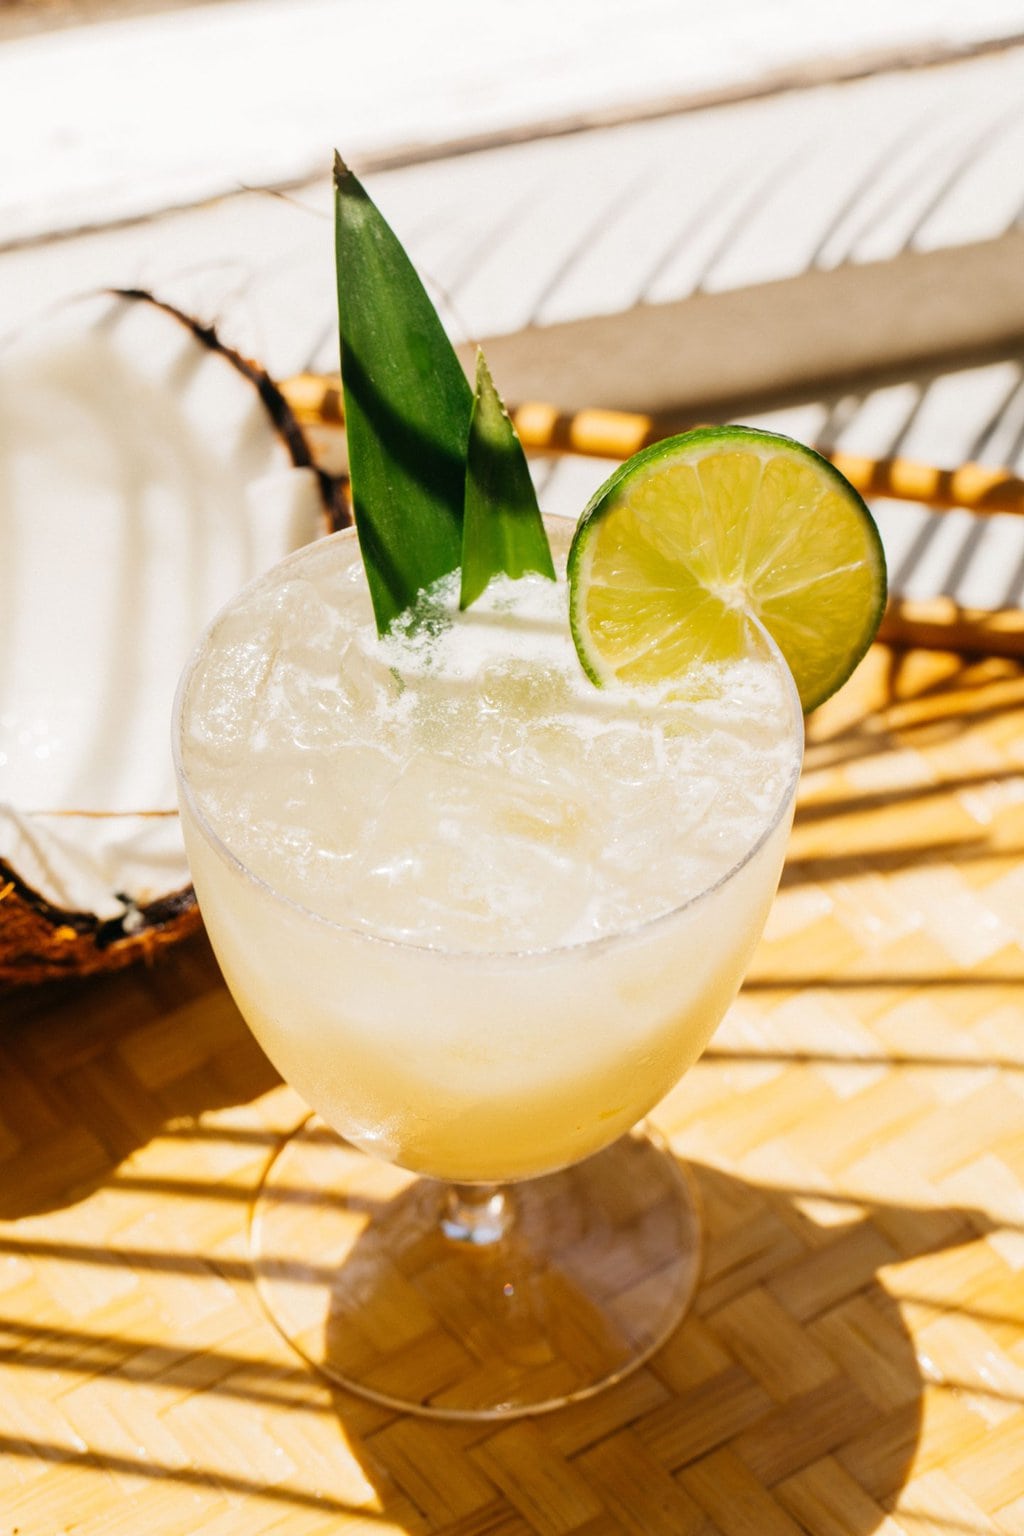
[[441, 1183, 510, 1245]]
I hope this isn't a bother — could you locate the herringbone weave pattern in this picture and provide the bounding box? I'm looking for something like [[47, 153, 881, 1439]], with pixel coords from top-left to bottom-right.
[[2, 642, 1022, 1534]]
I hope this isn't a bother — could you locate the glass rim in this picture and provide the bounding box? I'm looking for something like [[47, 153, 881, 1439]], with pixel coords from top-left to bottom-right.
[[171, 521, 805, 963]]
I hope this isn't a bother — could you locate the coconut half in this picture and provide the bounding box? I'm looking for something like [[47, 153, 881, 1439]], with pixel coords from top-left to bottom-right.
[[0, 289, 344, 984]]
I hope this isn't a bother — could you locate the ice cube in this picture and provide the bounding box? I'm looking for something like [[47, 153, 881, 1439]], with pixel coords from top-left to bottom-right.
[[479, 658, 573, 720], [336, 636, 406, 719], [348, 752, 596, 949]]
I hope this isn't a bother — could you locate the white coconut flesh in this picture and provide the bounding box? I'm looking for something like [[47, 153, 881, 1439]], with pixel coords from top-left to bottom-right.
[[0, 290, 329, 935]]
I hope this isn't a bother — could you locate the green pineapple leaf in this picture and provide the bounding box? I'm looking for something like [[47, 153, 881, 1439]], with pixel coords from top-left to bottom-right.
[[334, 153, 473, 634], [460, 349, 555, 610]]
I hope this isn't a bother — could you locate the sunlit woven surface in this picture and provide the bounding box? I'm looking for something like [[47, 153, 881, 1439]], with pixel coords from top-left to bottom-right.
[[2, 642, 1023, 1535]]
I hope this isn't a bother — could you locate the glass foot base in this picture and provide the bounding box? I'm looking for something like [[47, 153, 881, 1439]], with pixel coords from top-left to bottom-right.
[[249, 1119, 702, 1420]]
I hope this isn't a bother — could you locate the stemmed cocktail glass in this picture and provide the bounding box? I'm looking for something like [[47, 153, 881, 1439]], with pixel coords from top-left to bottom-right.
[[172, 518, 803, 1420]]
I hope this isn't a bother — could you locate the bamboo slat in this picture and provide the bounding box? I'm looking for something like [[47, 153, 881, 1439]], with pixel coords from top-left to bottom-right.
[[280, 373, 1024, 519], [1, 641, 1023, 1534]]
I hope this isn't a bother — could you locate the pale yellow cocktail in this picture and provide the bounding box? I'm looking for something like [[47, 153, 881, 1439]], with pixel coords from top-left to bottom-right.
[[175, 518, 802, 1185]]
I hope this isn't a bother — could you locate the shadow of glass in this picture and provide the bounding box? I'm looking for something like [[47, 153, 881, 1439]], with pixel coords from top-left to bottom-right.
[[288, 1147, 998, 1535]]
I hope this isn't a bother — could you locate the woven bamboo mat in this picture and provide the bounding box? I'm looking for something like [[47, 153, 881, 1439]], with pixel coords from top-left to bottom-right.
[[2, 641, 1023, 1536]]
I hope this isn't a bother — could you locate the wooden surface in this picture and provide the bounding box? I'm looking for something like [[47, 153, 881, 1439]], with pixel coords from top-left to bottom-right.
[[2, 641, 1023, 1535]]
